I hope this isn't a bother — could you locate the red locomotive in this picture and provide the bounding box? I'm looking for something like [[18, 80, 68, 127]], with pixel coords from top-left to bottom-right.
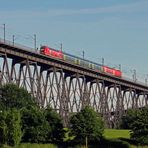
[[40, 46, 63, 59], [102, 66, 122, 77], [40, 46, 122, 78]]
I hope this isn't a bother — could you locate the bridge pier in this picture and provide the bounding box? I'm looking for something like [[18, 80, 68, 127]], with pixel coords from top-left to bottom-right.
[[0, 42, 148, 128]]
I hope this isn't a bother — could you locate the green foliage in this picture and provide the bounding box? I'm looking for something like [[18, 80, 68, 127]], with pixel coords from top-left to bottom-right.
[[121, 107, 148, 145], [5, 109, 22, 146], [44, 106, 64, 142], [0, 109, 22, 146], [69, 106, 104, 143], [120, 109, 137, 129], [0, 83, 36, 110], [0, 83, 65, 145], [21, 106, 50, 143], [21, 106, 64, 143], [63, 128, 75, 142], [130, 107, 148, 145], [0, 111, 7, 144]]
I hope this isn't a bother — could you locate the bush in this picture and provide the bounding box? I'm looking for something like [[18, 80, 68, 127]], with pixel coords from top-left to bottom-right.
[[0, 109, 22, 146], [131, 129, 148, 145], [21, 107, 50, 143], [121, 107, 148, 145], [44, 106, 64, 143]]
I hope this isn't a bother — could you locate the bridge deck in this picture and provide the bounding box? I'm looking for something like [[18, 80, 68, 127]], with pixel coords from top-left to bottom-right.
[[0, 40, 148, 93]]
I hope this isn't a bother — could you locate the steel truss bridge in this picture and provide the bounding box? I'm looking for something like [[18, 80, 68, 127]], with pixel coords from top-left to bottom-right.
[[0, 39, 148, 128]]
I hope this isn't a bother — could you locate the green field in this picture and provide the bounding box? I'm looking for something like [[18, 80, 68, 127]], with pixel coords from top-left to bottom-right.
[[104, 129, 148, 148], [104, 129, 131, 139]]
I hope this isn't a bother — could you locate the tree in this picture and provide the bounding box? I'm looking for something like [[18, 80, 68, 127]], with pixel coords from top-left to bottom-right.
[[0, 83, 65, 144], [0, 83, 37, 110], [0, 109, 22, 146], [69, 106, 104, 145], [0, 111, 7, 144], [120, 109, 137, 129], [130, 107, 148, 145], [121, 107, 148, 145], [0, 83, 36, 146], [44, 106, 64, 143], [21, 106, 50, 143], [5, 109, 22, 146]]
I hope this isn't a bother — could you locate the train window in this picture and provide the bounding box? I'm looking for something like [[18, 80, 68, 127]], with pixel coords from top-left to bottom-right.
[[75, 59, 80, 65]]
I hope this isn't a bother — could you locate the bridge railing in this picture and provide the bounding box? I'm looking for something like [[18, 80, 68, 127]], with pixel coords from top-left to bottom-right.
[[123, 76, 147, 87], [0, 37, 37, 53]]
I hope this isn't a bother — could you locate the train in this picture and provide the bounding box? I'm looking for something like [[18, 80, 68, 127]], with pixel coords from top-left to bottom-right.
[[40, 46, 122, 77]]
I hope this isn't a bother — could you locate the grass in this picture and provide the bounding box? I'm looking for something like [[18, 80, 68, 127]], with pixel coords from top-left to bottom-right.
[[0, 144, 58, 148], [18, 143, 58, 148], [103, 129, 131, 139], [104, 129, 148, 148]]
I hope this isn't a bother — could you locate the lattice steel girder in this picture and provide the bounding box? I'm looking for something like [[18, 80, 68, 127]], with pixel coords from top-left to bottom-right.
[[0, 47, 148, 128], [0, 44, 148, 93]]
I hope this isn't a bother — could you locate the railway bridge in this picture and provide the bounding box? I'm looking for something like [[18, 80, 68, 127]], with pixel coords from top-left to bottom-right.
[[0, 39, 148, 128]]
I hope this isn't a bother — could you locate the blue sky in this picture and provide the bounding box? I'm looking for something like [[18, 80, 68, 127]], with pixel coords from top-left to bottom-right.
[[0, 0, 148, 82]]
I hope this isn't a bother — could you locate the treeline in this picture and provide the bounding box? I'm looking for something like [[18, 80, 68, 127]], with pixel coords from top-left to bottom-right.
[[0, 84, 64, 146], [0, 84, 105, 147], [0, 83, 148, 147]]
